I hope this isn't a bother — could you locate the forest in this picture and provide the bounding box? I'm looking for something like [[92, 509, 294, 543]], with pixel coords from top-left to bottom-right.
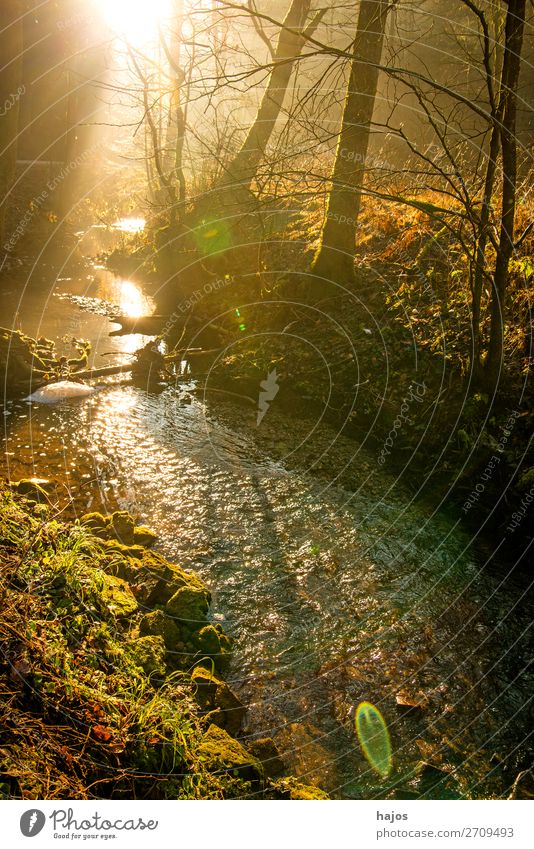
[[0, 0, 532, 804]]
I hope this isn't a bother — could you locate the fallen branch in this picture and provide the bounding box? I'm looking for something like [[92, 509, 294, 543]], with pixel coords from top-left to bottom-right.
[[57, 363, 134, 381], [108, 315, 168, 336]]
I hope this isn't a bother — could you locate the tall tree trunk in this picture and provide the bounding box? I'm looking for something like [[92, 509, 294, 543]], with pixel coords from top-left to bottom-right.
[[163, 0, 187, 212], [484, 0, 526, 389], [464, 0, 503, 381], [220, 0, 313, 193], [471, 118, 500, 379], [129, 45, 177, 218], [312, 0, 391, 284], [183, 0, 319, 276], [0, 0, 23, 254]]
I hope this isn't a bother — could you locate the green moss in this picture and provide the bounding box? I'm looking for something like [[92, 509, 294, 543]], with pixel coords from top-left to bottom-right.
[[94, 573, 138, 617], [271, 777, 329, 799], [133, 525, 158, 547], [139, 609, 181, 648], [517, 467, 534, 491], [194, 624, 221, 655], [80, 512, 109, 537], [288, 784, 329, 800], [110, 511, 135, 545], [195, 724, 262, 783], [166, 586, 210, 622], [100, 540, 145, 558], [128, 635, 167, 677]]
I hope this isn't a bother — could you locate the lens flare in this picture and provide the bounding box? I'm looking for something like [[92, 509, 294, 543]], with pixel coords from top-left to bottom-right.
[[355, 701, 393, 779]]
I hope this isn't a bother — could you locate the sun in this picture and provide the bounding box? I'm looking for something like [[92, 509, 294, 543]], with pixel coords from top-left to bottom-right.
[[98, 0, 172, 46]]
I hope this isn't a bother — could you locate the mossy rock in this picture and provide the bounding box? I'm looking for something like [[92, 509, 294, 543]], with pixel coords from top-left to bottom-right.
[[166, 586, 210, 623], [271, 777, 329, 799], [194, 647, 231, 675], [80, 512, 109, 538], [194, 624, 221, 655], [191, 667, 245, 735], [104, 553, 141, 582], [208, 624, 233, 661], [117, 550, 207, 607], [191, 666, 222, 707], [10, 479, 50, 500], [248, 738, 285, 778], [110, 511, 135, 545], [96, 573, 138, 617], [82, 511, 138, 546], [139, 609, 180, 648], [128, 635, 166, 677], [214, 683, 245, 735], [133, 525, 158, 547], [201, 707, 226, 730], [195, 724, 262, 783], [287, 783, 329, 800], [101, 539, 145, 559], [9, 478, 54, 499]]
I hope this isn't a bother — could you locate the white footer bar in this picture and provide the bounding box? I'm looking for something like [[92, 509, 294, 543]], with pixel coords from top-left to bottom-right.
[[3, 799, 532, 849]]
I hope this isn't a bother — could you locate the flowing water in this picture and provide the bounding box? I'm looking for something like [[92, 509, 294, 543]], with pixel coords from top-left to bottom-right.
[[1, 229, 532, 799]]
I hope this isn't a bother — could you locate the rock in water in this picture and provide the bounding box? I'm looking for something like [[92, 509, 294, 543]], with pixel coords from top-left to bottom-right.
[[27, 380, 97, 404]]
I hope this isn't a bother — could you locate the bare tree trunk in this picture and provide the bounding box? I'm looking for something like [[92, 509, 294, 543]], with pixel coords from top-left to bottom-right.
[[471, 119, 500, 378], [312, 0, 391, 283], [128, 46, 177, 218], [183, 0, 320, 273], [0, 0, 23, 253], [145, 121, 158, 203], [463, 0, 503, 381], [220, 0, 313, 193], [484, 0, 526, 389], [163, 0, 187, 211]]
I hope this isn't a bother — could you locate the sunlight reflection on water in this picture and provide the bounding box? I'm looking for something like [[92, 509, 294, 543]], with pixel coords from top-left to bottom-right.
[[112, 217, 146, 233], [116, 279, 146, 318]]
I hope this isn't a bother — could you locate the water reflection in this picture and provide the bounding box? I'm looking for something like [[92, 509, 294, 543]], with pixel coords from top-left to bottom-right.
[[75, 218, 145, 255], [112, 217, 145, 233], [116, 279, 147, 318]]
